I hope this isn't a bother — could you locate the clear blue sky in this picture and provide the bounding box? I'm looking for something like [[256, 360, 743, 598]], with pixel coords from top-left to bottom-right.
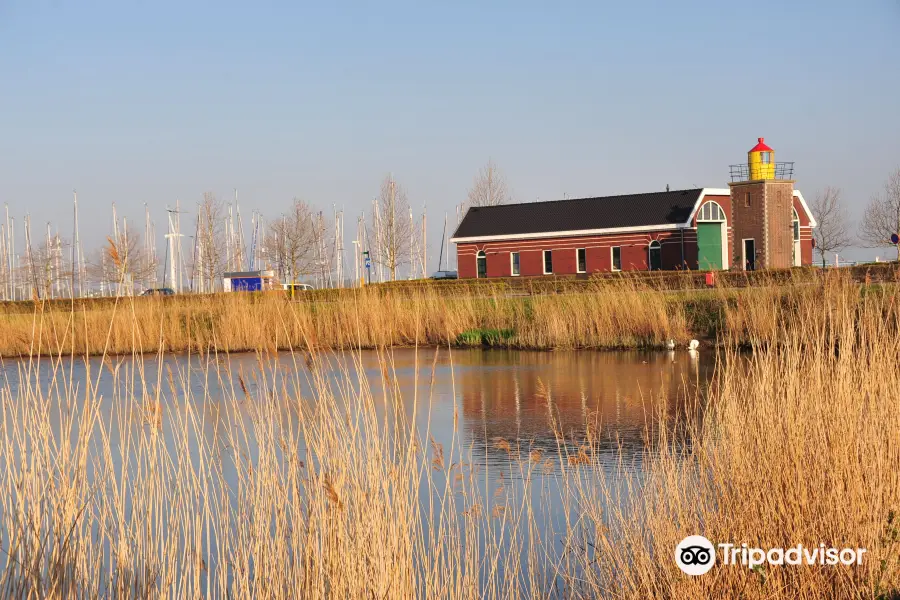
[[1, 0, 898, 264]]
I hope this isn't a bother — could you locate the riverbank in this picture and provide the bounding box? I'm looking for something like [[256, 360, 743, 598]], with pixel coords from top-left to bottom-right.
[[3, 269, 895, 357], [1, 270, 898, 598]]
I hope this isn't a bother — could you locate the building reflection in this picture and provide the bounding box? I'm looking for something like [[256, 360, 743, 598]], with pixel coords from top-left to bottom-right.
[[453, 349, 715, 466]]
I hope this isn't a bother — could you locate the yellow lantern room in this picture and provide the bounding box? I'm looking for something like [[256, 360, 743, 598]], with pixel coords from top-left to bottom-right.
[[748, 137, 775, 180]]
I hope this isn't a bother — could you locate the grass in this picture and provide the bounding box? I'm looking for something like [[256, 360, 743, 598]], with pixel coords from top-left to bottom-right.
[[0, 270, 898, 598], [5, 268, 895, 356]]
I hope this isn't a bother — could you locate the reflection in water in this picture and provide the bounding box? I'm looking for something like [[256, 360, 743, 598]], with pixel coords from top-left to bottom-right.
[[0, 347, 715, 592], [452, 349, 714, 470], [0, 348, 714, 478]]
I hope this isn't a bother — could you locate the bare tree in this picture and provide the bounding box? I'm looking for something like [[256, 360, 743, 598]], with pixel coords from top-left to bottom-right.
[[21, 232, 73, 299], [859, 168, 900, 260], [88, 232, 157, 295], [811, 187, 853, 268], [193, 192, 227, 291], [466, 160, 511, 208], [368, 175, 415, 281], [269, 198, 321, 284]]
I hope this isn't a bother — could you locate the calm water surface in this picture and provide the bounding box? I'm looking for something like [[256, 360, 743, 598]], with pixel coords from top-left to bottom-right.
[[0, 349, 715, 492], [1, 348, 716, 590], [3, 347, 715, 476]]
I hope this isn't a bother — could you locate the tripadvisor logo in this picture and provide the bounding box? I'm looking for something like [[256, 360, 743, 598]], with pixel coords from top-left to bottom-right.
[[675, 536, 867, 576], [675, 535, 716, 575]]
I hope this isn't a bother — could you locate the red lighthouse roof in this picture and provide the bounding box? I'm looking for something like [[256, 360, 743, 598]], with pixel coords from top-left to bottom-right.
[[750, 137, 773, 152]]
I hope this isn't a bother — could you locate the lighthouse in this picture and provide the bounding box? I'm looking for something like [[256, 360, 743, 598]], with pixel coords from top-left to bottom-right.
[[748, 137, 775, 180], [728, 137, 796, 270]]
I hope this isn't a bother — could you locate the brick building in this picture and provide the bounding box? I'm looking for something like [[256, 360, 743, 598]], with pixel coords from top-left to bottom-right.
[[451, 138, 816, 278]]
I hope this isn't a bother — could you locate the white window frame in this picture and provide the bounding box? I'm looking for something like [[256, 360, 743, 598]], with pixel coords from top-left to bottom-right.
[[792, 208, 801, 267], [542, 250, 553, 274], [648, 240, 662, 271], [697, 201, 726, 222], [610, 246, 621, 272], [510, 252, 520, 276], [576, 248, 586, 273], [476, 250, 487, 278]]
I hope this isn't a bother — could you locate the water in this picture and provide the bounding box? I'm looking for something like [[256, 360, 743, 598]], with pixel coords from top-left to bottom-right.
[[0, 348, 716, 593]]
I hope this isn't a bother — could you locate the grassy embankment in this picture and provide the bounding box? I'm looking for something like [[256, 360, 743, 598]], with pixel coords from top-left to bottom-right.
[[3, 267, 895, 356], [0, 270, 898, 598]]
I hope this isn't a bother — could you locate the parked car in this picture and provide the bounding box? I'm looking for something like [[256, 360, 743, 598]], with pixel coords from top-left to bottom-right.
[[141, 287, 175, 296], [430, 270, 458, 280], [283, 283, 314, 294]]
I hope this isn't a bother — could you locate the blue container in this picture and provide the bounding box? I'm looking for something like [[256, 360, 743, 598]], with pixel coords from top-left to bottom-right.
[[231, 277, 263, 292]]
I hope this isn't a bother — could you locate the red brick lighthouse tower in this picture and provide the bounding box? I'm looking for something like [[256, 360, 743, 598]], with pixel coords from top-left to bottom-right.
[[728, 138, 795, 270]]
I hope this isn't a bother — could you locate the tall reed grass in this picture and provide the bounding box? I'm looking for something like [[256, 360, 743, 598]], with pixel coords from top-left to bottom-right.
[[0, 270, 897, 598], [4, 269, 889, 356]]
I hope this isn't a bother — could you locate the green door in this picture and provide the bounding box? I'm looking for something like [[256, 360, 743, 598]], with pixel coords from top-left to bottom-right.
[[697, 223, 723, 270]]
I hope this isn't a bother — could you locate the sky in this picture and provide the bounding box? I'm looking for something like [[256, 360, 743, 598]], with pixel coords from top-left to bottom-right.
[[1, 0, 899, 267]]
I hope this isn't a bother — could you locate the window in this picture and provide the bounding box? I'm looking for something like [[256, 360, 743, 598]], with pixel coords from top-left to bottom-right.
[[792, 208, 800, 242], [648, 240, 662, 271], [577, 248, 586, 273], [744, 193, 751, 208], [543, 250, 553, 274], [476, 251, 487, 278], [761, 151, 772, 164], [510, 252, 520, 276], [698, 201, 726, 221], [611, 246, 621, 271]]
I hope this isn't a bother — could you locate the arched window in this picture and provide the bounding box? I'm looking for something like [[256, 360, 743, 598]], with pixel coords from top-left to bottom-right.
[[696, 201, 727, 270], [792, 208, 801, 267], [476, 251, 487, 278], [648, 240, 662, 271], [697, 201, 726, 222], [792, 208, 800, 242]]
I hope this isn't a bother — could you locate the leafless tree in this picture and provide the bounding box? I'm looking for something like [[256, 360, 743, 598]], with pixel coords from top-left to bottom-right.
[[268, 198, 322, 284], [859, 168, 900, 260], [810, 187, 853, 268], [21, 232, 73, 298], [193, 192, 227, 290], [368, 175, 415, 281], [466, 160, 511, 208], [88, 232, 157, 295]]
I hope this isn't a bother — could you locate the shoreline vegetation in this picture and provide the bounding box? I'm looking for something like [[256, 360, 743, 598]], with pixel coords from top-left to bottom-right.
[[1, 269, 899, 597], [5, 266, 899, 357]]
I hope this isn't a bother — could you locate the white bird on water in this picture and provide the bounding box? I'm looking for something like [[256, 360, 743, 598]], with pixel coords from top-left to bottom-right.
[[688, 339, 700, 351], [666, 339, 676, 350]]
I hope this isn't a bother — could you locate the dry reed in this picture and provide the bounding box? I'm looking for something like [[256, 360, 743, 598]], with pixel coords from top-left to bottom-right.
[[0, 271, 897, 598], [1, 271, 882, 356]]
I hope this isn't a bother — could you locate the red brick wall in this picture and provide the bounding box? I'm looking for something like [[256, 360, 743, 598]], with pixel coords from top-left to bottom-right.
[[730, 181, 769, 270], [485, 249, 509, 277], [766, 182, 795, 269], [553, 248, 578, 274], [520, 250, 543, 276], [586, 246, 611, 271], [793, 195, 814, 267], [455, 229, 695, 278], [729, 180, 796, 270], [457, 245, 477, 278]]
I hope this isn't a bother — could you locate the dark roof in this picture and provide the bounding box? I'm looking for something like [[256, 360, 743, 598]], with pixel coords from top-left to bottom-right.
[[451, 188, 704, 239]]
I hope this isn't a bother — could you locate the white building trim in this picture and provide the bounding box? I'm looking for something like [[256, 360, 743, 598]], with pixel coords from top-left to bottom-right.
[[793, 190, 817, 228], [683, 188, 733, 225], [451, 223, 682, 244]]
